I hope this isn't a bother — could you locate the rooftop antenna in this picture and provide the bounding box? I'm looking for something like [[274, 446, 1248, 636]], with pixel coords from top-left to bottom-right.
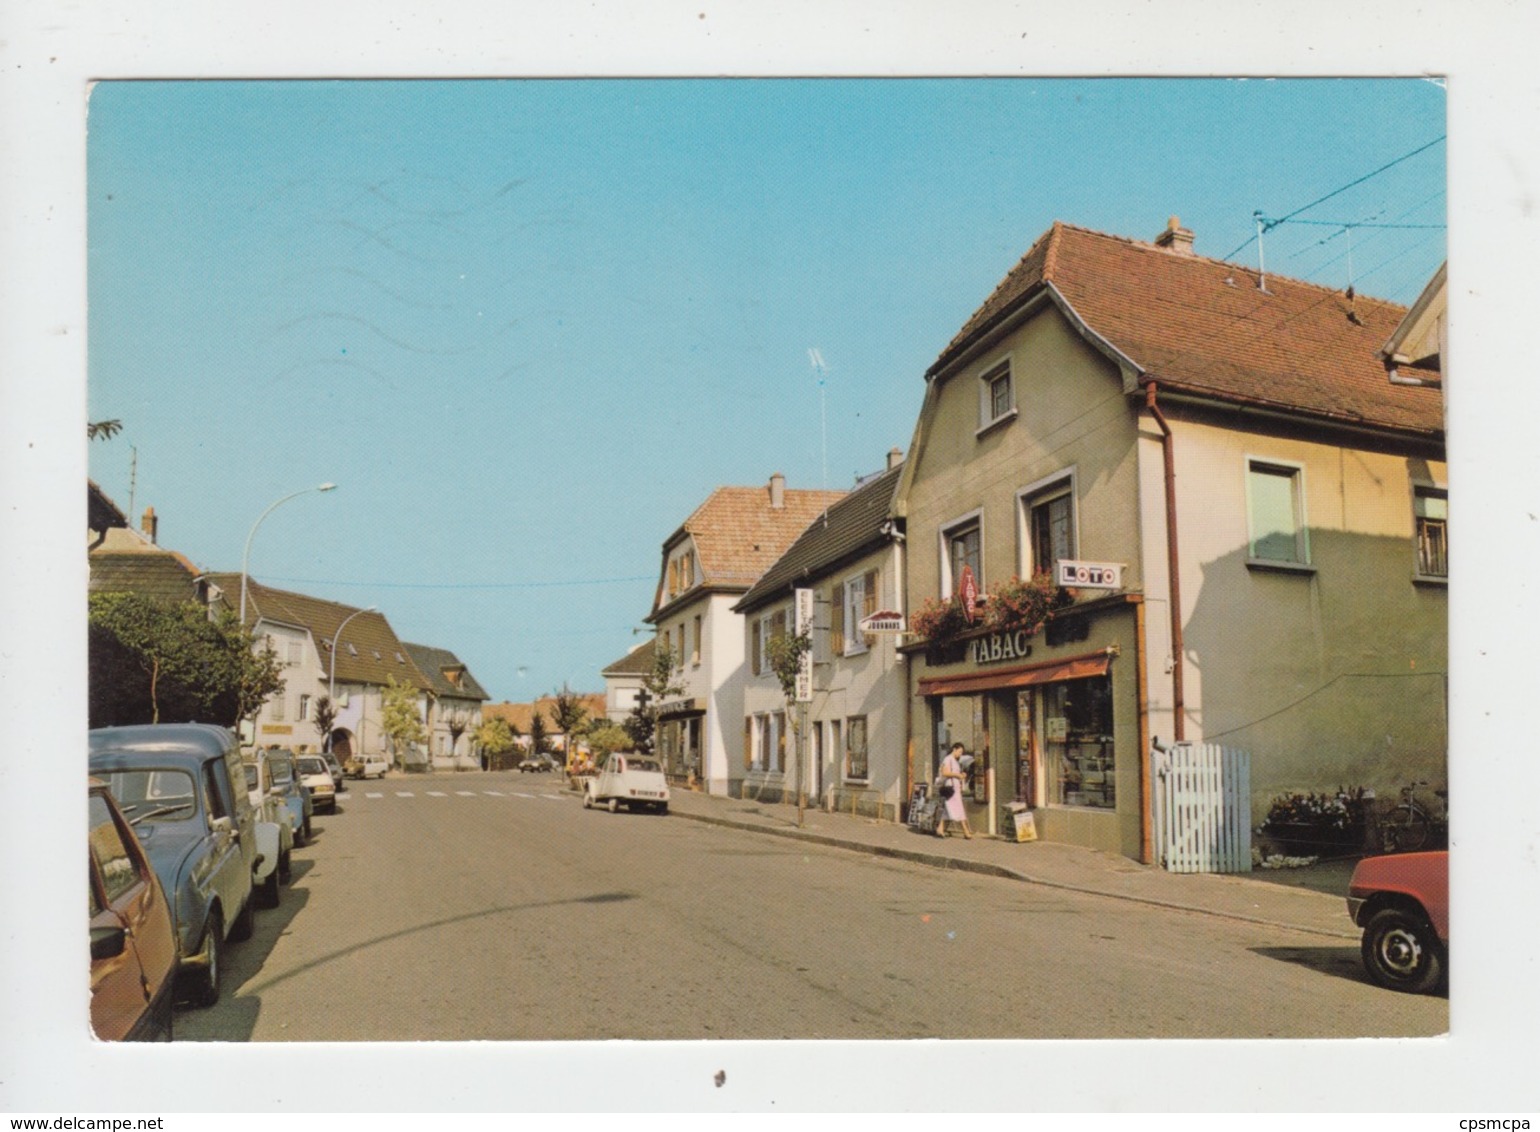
[[1253, 211, 1269, 293], [127, 445, 138, 520], [809, 348, 829, 526]]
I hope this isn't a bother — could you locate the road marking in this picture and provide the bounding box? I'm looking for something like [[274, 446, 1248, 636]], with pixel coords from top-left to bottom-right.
[[482, 791, 504, 797], [514, 792, 536, 799], [396, 791, 415, 797], [456, 791, 477, 796], [540, 794, 564, 801], [427, 791, 447, 797], [365, 792, 383, 799]]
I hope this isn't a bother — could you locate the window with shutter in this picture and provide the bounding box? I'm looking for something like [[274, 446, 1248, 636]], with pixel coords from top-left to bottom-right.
[[830, 581, 845, 656], [751, 619, 762, 675]]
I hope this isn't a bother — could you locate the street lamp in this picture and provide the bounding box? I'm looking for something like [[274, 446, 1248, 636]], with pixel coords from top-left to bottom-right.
[[239, 482, 337, 627], [327, 605, 378, 755]]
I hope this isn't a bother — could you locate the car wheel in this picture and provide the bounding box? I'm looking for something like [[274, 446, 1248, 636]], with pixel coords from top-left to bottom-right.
[[229, 892, 255, 942], [1361, 907, 1444, 994], [657, 803, 669, 815], [607, 797, 620, 814], [188, 910, 222, 1008], [258, 862, 281, 908]]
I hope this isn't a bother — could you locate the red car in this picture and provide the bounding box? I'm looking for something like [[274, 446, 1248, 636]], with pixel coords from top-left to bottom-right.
[[1346, 850, 1449, 994]]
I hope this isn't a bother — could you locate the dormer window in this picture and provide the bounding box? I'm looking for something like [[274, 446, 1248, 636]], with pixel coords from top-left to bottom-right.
[[396, 652, 406, 664], [347, 643, 358, 657]]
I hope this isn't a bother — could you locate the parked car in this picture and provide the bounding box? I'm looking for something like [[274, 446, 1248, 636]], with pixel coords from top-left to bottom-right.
[[582, 751, 670, 814], [1347, 850, 1449, 994], [320, 749, 347, 793], [89, 723, 279, 1007], [296, 753, 337, 813], [347, 752, 389, 780], [241, 753, 294, 907], [267, 750, 311, 843], [518, 754, 558, 773], [90, 778, 177, 1041]]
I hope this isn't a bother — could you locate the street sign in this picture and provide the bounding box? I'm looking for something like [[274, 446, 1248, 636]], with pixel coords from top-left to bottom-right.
[[1056, 559, 1124, 589], [858, 609, 906, 633], [959, 565, 980, 622], [794, 588, 813, 702]]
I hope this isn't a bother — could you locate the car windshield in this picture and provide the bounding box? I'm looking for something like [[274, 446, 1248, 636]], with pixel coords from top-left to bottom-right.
[[269, 759, 294, 785], [99, 768, 198, 822], [628, 758, 661, 773], [243, 764, 259, 790], [297, 757, 326, 774]]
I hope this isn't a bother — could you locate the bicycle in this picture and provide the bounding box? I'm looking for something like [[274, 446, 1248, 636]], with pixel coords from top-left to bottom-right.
[[1378, 780, 1446, 853]]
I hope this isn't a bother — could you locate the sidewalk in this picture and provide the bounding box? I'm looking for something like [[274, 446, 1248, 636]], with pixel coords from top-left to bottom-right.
[[657, 785, 1359, 941]]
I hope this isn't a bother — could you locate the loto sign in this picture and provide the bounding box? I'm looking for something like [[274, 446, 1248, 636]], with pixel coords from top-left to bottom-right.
[[1056, 559, 1124, 590]]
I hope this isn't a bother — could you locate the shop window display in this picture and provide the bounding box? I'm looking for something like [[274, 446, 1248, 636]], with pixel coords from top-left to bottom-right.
[[1044, 676, 1115, 809]]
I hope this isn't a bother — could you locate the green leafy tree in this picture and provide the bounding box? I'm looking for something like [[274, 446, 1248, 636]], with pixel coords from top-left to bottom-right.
[[88, 593, 285, 728], [475, 717, 517, 771], [623, 638, 685, 754], [584, 720, 631, 761], [380, 676, 427, 768]]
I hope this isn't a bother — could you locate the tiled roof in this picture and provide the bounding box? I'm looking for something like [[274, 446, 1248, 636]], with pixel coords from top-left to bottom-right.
[[483, 694, 606, 735], [601, 637, 656, 677], [654, 483, 847, 615], [89, 552, 204, 605], [930, 221, 1443, 438], [88, 481, 128, 533], [735, 464, 903, 613], [402, 642, 491, 702], [205, 573, 430, 691]]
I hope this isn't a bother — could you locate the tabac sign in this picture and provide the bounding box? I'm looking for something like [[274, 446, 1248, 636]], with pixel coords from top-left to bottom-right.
[[1056, 559, 1124, 590]]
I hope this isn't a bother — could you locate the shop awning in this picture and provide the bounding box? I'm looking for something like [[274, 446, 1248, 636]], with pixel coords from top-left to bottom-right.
[[917, 650, 1112, 697]]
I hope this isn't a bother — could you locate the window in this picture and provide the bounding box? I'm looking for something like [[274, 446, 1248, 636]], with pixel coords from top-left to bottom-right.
[[286, 640, 302, 666], [840, 569, 879, 656], [979, 359, 1014, 429], [1042, 675, 1116, 809], [271, 693, 286, 722], [773, 711, 787, 773], [299, 694, 311, 721], [89, 793, 144, 905], [1023, 477, 1075, 579], [1414, 485, 1448, 579], [845, 715, 869, 780], [692, 615, 702, 666], [941, 517, 983, 597], [1247, 460, 1309, 565], [750, 618, 762, 676]]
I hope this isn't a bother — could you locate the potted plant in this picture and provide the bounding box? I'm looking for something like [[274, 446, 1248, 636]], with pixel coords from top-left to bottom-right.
[[1260, 787, 1369, 857], [984, 573, 1074, 635]]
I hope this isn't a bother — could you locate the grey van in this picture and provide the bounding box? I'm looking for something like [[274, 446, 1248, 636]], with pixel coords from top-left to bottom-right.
[[89, 723, 280, 1006]]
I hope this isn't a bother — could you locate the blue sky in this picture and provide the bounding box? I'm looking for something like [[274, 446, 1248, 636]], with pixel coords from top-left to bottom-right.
[[86, 78, 1447, 700]]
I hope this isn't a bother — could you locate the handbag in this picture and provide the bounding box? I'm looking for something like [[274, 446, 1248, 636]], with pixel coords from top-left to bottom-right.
[[939, 780, 955, 800]]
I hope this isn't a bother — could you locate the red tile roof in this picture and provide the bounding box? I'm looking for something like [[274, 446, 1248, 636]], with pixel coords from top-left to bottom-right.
[[672, 484, 847, 591], [930, 222, 1443, 439]]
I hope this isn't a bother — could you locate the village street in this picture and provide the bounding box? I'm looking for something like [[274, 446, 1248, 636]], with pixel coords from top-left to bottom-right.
[[174, 769, 1447, 1042]]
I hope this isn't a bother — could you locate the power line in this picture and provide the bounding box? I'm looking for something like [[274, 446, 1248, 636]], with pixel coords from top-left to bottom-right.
[[261, 573, 654, 591]]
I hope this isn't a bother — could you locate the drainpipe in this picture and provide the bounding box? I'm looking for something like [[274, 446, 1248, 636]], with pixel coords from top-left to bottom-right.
[[1144, 383, 1185, 742]]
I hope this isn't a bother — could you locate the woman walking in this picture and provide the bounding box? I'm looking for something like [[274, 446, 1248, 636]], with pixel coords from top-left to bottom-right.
[[935, 742, 975, 839]]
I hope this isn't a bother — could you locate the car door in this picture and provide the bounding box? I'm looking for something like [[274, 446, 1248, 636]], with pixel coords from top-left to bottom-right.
[[201, 760, 250, 921], [89, 790, 173, 1040]]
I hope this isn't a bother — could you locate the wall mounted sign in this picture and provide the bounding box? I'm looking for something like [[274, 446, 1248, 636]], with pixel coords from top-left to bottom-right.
[[959, 565, 980, 622], [859, 609, 906, 633], [969, 629, 1035, 665], [1056, 560, 1124, 589]]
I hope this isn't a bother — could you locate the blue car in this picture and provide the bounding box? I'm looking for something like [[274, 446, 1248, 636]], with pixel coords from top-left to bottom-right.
[[89, 724, 281, 1007]]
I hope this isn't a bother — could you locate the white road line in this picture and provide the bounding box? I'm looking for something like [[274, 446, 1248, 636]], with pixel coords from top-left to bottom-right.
[[365, 792, 383, 799], [482, 791, 505, 797], [427, 791, 447, 797], [396, 791, 415, 797], [514, 792, 536, 799], [540, 794, 564, 801], [456, 791, 477, 796]]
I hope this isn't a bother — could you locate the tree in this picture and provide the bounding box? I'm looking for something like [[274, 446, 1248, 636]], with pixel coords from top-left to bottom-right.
[[312, 694, 338, 751], [549, 684, 590, 763], [475, 717, 517, 771], [88, 419, 123, 441], [445, 709, 474, 767], [584, 720, 631, 761], [623, 638, 685, 755], [527, 711, 550, 759], [380, 676, 427, 768], [766, 624, 812, 825], [88, 593, 285, 729]]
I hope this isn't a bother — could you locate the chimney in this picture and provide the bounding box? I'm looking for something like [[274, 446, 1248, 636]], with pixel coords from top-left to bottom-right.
[[1154, 216, 1195, 255], [768, 472, 786, 509], [141, 506, 158, 545], [887, 447, 903, 471]]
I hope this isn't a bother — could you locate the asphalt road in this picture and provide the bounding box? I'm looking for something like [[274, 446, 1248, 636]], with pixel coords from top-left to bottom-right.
[[175, 769, 1449, 1041]]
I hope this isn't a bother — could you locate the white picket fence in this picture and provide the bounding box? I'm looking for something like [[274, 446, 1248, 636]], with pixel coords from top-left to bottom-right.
[[1150, 741, 1252, 873]]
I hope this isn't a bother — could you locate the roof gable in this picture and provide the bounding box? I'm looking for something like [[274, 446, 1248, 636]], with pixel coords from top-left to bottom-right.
[[736, 464, 903, 612], [402, 642, 491, 702], [931, 222, 1443, 438]]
